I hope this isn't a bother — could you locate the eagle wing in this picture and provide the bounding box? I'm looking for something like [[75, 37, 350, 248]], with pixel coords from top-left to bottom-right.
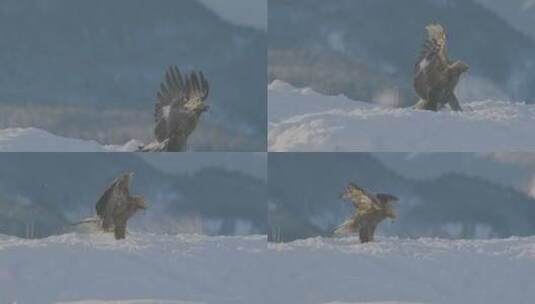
[[346, 184, 380, 216], [414, 24, 449, 100], [155, 66, 186, 142], [186, 70, 210, 104], [154, 66, 210, 143]]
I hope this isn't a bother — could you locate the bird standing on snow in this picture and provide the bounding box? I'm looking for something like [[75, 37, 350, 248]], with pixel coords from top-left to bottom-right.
[[95, 172, 147, 239], [413, 24, 468, 111], [139, 66, 210, 152], [335, 183, 398, 243]]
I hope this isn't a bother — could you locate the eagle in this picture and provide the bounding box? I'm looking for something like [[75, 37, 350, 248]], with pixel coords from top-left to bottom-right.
[[139, 66, 210, 152], [95, 172, 147, 239], [413, 24, 468, 111], [335, 183, 398, 243]]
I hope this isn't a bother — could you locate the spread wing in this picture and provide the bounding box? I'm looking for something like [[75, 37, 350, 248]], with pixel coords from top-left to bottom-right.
[[96, 172, 132, 219], [376, 193, 399, 218], [187, 70, 210, 104], [154, 66, 210, 142], [376, 193, 398, 203], [347, 184, 379, 216], [155, 66, 185, 142], [414, 24, 449, 99]]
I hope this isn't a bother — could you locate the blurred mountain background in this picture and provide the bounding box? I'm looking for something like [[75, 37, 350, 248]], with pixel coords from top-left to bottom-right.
[[0, 153, 267, 238], [268, 153, 535, 242], [474, 0, 535, 40], [269, 0, 535, 107], [0, 0, 266, 150]]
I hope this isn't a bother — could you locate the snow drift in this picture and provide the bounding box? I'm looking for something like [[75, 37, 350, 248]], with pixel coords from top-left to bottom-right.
[[2, 232, 535, 303], [0, 128, 140, 152], [268, 81, 535, 152]]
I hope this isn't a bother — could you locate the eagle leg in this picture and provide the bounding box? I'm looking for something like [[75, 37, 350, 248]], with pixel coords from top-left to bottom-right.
[[114, 217, 127, 240], [446, 93, 463, 111], [359, 225, 371, 243]]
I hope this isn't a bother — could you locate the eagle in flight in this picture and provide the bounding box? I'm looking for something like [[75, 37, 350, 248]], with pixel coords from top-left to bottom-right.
[[413, 24, 468, 111], [139, 66, 210, 152], [96, 172, 147, 239], [335, 183, 398, 243]]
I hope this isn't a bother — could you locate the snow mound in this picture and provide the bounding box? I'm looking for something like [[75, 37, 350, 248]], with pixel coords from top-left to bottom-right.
[[268, 236, 535, 304], [268, 80, 535, 152], [0, 233, 267, 304], [0, 128, 140, 152]]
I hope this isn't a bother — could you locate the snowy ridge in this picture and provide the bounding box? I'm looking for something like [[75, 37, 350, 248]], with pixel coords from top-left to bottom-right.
[[268, 81, 535, 152], [0, 128, 141, 152]]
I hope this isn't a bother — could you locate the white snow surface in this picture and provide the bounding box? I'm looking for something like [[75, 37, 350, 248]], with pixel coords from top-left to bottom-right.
[[0, 128, 140, 152], [0, 233, 267, 304], [267, 236, 535, 304], [2, 232, 535, 304], [268, 80, 535, 152]]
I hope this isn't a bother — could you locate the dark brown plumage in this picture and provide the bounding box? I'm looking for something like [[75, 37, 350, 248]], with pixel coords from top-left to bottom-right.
[[95, 172, 147, 239], [414, 24, 468, 111], [139, 66, 210, 152]]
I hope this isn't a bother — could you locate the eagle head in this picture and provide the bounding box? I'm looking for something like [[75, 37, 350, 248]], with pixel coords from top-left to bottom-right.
[[340, 183, 360, 200], [426, 23, 447, 48]]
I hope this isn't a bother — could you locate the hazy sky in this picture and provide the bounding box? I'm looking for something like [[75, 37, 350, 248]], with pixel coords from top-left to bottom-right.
[[197, 0, 266, 30]]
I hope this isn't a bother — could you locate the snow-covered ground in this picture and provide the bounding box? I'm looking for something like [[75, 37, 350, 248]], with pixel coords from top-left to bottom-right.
[[0, 232, 268, 304], [0, 128, 140, 152], [268, 81, 535, 152], [2, 232, 535, 304], [268, 236, 535, 304]]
